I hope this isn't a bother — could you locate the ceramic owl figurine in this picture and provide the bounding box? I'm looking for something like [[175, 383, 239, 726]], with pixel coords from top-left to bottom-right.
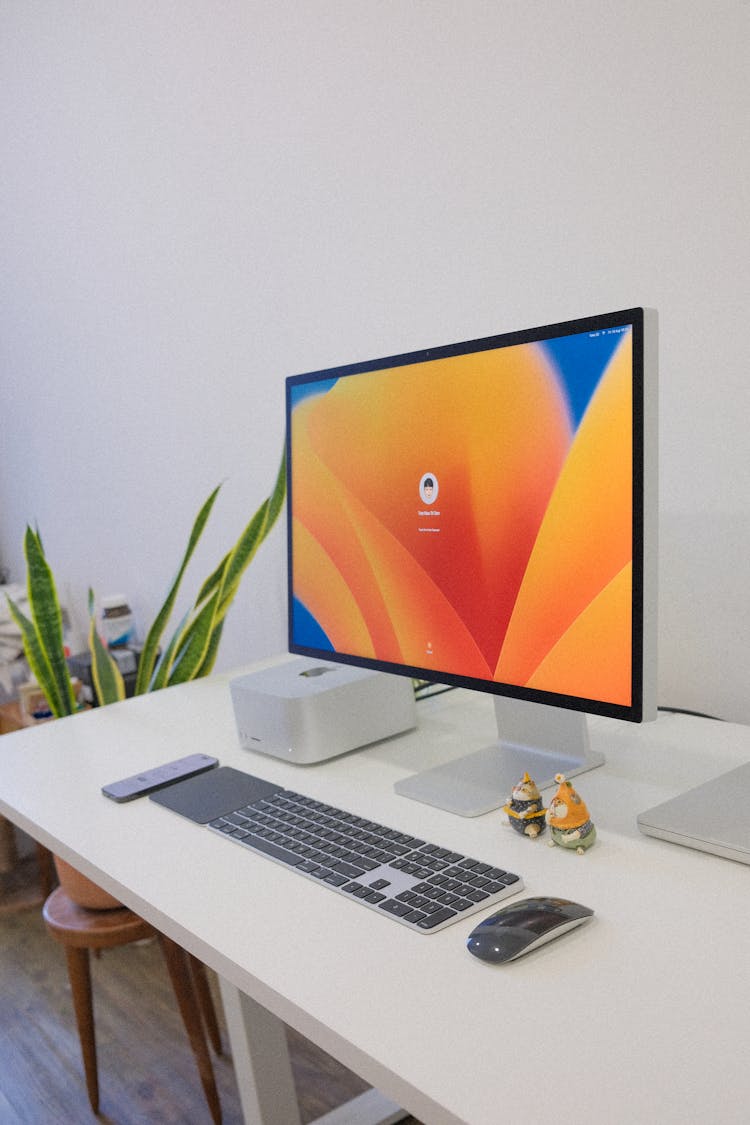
[[502, 772, 547, 838], [546, 773, 596, 854]]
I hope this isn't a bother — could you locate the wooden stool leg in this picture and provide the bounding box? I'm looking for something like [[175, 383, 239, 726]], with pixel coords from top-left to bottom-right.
[[64, 946, 100, 1115], [188, 954, 223, 1055], [159, 935, 222, 1125]]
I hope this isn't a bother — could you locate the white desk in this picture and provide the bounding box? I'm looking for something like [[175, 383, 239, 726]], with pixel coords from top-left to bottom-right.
[[2, 663, 750, 1125]]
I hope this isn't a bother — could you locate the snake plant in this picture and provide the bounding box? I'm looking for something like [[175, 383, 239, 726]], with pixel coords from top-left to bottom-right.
[[6, 451, 286, 715], [6, 527, 78, 718]]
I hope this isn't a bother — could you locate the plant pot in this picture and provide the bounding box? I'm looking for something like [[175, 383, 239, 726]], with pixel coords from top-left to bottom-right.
[[53, 855, 122, 910]]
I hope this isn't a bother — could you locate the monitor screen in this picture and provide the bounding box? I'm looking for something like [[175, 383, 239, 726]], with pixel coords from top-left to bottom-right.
[[286, 307, 657, 814]]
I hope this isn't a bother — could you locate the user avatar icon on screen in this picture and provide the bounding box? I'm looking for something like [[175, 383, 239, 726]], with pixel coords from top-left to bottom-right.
[[420, 474, 439, 504]]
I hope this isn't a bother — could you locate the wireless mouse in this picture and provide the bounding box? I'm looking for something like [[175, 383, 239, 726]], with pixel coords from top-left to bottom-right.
[[466, 896, 593, 962]]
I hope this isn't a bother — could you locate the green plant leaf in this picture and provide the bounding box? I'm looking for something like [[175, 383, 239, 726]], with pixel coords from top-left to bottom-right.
[[147, 606, 192, 692], [267, 445, 287, 529], [6, 595, 67, 718], [166, 587, 224, 686], [135, 484, 222, 695], [194, 550, 230, 608], [215, 451, 287, 622], [22, 528, 76, 716], [142, 448, 286, 693], [194, 618, 225, 679], [216, 501, 269, 616], [180, 447, 286, 683], [87, 590, 126, 706]]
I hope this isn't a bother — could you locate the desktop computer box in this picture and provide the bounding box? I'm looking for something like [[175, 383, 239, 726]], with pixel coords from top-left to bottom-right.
[[229, 657, 417, 764]]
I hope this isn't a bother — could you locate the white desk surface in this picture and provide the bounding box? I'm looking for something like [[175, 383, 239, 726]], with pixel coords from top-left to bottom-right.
[[2, 661, 750, 1125]]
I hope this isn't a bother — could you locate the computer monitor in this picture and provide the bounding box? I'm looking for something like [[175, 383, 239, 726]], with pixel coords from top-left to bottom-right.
[[286, 307, 658, 816]]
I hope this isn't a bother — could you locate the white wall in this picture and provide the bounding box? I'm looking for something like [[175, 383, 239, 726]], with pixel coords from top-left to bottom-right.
[[1, 2, 748, 720]]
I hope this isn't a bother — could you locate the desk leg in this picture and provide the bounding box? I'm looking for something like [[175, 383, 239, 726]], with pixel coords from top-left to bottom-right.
[[218, 976, 302, 1125], [218, 977, 410, 1125], [312, 1089, 409, 1125]]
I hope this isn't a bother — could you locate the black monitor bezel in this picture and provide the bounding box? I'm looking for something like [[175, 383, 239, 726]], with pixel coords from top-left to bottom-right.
[[285, 306, 650, 723]]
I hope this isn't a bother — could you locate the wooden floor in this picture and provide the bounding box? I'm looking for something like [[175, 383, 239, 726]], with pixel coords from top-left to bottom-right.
[[0, 855, 420, 1124]]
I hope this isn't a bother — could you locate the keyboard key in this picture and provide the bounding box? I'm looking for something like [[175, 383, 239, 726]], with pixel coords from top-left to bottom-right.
[[331, 860, 366, 878], [357, 857, 382, 872], [465, 889, 491, 902], [244, 835, 305, 866], [417, 907, 458, 929], [378, 899, 414, 917], [325, 873, 349, 887]]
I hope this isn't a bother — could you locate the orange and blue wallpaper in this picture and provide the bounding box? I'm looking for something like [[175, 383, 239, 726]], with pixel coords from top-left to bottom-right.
[[289, 325, 634, 708]]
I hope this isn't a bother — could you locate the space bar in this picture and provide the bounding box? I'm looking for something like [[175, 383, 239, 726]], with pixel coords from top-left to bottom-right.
[[246, 834, 304, 866]]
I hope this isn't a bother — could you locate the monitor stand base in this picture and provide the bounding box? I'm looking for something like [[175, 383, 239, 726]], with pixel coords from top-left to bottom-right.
[[394, 697, 604, 817]]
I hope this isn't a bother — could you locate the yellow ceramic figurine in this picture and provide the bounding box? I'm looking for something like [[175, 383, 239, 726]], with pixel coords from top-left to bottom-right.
[[502, 773, 547, 838], [546, 773, 596, 854]]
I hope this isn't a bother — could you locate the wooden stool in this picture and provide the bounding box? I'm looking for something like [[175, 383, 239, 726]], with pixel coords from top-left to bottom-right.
[[43, 886, 222, 1122]]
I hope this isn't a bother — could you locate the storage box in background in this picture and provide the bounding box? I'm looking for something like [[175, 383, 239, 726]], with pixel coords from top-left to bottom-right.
[[18, 677, 84, 723]]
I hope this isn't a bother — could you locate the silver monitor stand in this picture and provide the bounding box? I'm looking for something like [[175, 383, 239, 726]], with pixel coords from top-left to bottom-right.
[[394, 695, 605, 817]]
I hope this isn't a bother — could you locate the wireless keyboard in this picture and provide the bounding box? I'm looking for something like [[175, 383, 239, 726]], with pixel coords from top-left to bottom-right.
[[207, 779, 523, 933]]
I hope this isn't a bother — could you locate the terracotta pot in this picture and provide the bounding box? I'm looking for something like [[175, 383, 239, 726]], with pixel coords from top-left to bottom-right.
[[53, 855, 122, 910]]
